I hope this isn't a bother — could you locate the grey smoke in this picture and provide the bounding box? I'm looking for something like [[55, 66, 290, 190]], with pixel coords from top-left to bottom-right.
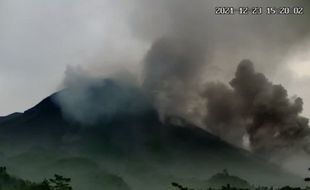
[[142, 38, 207, 123], [55, 66, 151, 125], [202, 82, 246, 147], [133, 0, 310, 124], [56, 0, 310, 152], [52, 0, 310, 175], [203, 60, 310, 155]]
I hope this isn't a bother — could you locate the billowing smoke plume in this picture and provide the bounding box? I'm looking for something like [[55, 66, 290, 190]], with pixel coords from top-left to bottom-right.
[[203, 60, 310, 155], [136, 0, 214, 124], [53, 0, 310, 175], [134, 0, 310, 125], [202, 82, 245, 147], [56, 0, 310, 154], [142, 38, 207, 123]]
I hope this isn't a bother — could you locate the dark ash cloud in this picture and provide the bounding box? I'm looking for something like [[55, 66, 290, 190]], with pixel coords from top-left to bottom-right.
[[203, 60, 310, 155]]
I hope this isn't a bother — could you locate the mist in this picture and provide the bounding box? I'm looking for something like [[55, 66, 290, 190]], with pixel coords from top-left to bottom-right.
[[48, 0, 310, 177], [1, 0, 310, 183], [1, 0, 310, 116]]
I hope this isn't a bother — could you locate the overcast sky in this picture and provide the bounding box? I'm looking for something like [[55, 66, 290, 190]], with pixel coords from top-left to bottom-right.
[[0, 0, 310, 118], [0, 0, 147, 115]]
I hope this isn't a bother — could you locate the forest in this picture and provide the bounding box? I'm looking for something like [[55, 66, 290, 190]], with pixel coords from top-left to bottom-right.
[[0, 167, 72, 190], [1, 165, 309, 190]]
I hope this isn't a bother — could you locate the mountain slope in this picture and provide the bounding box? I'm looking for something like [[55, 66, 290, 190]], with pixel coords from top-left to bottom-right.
[[0, 80, 303, 190]]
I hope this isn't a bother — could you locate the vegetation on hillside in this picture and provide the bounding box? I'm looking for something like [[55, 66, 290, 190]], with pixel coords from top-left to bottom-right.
[[2, 165, 310, 190], [171, 169, 310, 190], [172, 182, 309, 190], [0, 166, 72, 190], [207, 169, 251, 189]]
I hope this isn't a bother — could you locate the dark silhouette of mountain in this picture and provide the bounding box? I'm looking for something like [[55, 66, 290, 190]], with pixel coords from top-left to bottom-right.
[[0, 112, 22, 124], [0, 80, 303, 190], [0, 92, 66, 142]]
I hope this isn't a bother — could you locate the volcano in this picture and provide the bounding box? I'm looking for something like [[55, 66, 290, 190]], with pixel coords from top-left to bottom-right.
[[0, 79, 302, 190]]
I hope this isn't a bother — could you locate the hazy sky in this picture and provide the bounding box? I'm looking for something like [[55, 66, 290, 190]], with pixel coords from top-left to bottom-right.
[[0, 0, 146, 115], [0, 0, 310, 118]]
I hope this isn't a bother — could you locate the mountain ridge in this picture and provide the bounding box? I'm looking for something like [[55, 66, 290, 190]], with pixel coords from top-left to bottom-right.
[[0, 80, 304, 190]]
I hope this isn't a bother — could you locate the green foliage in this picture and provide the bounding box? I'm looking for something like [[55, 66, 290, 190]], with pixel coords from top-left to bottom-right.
[[172, 168, 310, 190], [30, 180, 51, 190], [49, 175, 72, 190], [0, 166, 73, 190], [171, 183, 307, 190], [207, 169, 250, 189], [172, 182, 195, 190]]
